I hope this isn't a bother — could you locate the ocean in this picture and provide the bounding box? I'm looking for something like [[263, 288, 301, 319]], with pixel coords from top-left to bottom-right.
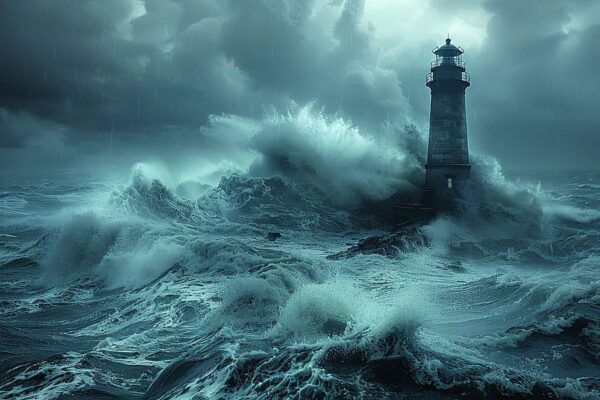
[[0, 167, 599, 399]]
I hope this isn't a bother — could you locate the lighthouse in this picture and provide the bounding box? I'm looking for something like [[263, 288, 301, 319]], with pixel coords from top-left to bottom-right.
[[424, 38, 471, 209]]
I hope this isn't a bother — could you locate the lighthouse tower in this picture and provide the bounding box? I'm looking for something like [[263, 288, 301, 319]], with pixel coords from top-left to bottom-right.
[[424, 38, 471, 209]]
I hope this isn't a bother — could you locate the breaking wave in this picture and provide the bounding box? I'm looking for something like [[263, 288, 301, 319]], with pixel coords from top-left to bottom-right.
[[247, 103, 424, 208]]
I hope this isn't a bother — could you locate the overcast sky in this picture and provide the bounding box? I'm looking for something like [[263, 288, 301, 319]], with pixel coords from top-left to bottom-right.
[[1, 0, 599, 177]]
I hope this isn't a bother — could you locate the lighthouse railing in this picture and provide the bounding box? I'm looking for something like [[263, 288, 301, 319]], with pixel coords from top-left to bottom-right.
[[430, 59, 465, 69], [426, 71, 470, 84]]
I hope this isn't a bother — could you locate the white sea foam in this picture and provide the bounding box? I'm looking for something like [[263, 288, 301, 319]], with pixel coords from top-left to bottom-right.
[[543, 202, 600, 224], [274, 279, 426, 344], [247, 103, 423, 207]]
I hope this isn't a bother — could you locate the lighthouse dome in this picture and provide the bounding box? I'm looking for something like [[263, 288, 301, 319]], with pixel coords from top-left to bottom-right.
[[433, 38, 463, 56]]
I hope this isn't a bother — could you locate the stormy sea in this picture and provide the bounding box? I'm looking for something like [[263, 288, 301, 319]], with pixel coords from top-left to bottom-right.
[[1, 112, 599, 399]]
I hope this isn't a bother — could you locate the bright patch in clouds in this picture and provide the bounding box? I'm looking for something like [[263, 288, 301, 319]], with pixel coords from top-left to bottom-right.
[[363, 0, 490, 49]]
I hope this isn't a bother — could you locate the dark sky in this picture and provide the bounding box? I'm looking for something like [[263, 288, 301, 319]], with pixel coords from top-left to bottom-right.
[[1, 0, 599, 178]]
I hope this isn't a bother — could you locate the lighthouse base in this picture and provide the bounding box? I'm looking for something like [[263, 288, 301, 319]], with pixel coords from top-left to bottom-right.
[[423, 163, 470, 211]]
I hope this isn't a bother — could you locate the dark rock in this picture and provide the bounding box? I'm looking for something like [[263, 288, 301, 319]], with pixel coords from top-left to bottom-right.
[[266, 232, 281, 241], [328, 226, 429, 259]]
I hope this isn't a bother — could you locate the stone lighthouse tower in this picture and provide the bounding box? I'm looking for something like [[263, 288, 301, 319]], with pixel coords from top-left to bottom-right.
[[424, 38, 471, 209]]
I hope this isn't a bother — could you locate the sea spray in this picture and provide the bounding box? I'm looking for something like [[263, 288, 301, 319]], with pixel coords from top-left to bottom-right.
[[248, 103, 423, 208]]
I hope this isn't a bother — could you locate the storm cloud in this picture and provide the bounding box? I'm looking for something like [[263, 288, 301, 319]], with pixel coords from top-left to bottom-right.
[[0, 0, 599, 175]]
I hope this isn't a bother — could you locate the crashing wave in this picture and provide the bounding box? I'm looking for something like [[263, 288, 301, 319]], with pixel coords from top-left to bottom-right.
[[109, 167, 201, 224], [198, 173, 363, 231]]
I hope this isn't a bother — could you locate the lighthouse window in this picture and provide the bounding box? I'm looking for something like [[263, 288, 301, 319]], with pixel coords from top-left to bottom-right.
[[447, 178, 453, 189]]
